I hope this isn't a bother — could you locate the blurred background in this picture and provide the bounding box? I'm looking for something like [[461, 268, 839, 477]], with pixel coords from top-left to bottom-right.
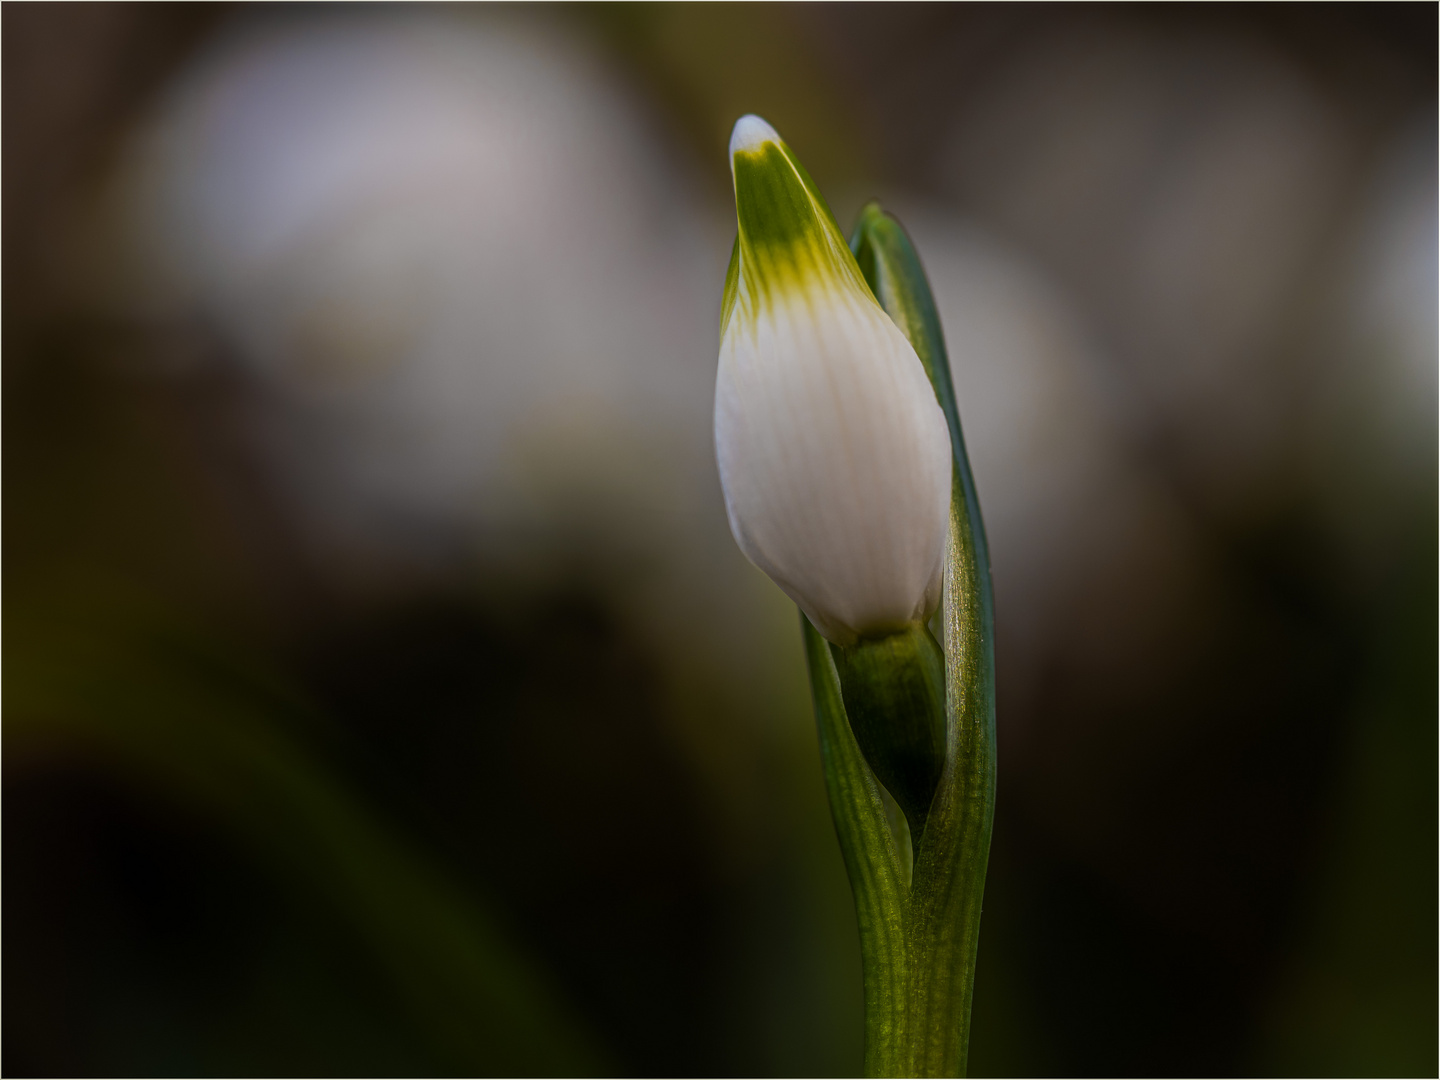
[[4, 4, 1435, 1076]]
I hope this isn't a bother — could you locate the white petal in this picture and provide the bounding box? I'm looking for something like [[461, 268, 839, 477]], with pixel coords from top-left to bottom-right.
[[716, 284, 951, 644]]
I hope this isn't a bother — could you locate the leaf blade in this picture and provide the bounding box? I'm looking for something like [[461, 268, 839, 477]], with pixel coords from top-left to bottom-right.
[[851, 204, 998, 1078]]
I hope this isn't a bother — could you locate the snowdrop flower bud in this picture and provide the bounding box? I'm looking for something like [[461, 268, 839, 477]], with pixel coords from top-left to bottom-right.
[[714, 116, 952, 646]]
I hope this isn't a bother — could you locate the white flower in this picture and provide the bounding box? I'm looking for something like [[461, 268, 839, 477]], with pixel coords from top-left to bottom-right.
[[714, 115, 952, 646]]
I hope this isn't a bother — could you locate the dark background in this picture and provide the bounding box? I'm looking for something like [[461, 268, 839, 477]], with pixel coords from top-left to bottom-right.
[[5, 4, 1436, 1076]]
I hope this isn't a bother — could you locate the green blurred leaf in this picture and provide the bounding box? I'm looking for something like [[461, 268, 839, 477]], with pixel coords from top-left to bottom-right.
[[5, 571, 607, 1077]]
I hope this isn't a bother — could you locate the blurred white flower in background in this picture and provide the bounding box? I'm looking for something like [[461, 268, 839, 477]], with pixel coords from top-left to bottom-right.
[[876, 206, 1211, 747], [940, 26, 1355, 511], [118, 12, 729, 591], [1310, 110, 1437, 574], [921, 24, 1435, 761]]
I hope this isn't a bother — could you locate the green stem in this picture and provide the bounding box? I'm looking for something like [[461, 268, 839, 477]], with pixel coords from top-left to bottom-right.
[[803, 204, 996, 1078], [804, 620, 910, 1073]]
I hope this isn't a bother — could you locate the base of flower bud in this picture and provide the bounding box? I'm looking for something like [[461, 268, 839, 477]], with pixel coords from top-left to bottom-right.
[[830, 622, 946, 852]]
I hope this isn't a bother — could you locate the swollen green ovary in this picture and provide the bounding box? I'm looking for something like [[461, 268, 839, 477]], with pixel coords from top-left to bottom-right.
[[831, 622, 947, 848]]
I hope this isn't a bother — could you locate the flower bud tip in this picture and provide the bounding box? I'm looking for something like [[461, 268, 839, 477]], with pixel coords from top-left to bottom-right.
[[729, 114, 781, 157]]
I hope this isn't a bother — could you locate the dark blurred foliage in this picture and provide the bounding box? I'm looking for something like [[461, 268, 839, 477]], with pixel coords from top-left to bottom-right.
[[5, 4, 1435, 1077]]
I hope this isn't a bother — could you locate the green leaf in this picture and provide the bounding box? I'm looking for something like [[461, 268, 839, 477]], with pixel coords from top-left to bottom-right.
[[804, 202, 997, 1078], [854, 202, 997, 1079]]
